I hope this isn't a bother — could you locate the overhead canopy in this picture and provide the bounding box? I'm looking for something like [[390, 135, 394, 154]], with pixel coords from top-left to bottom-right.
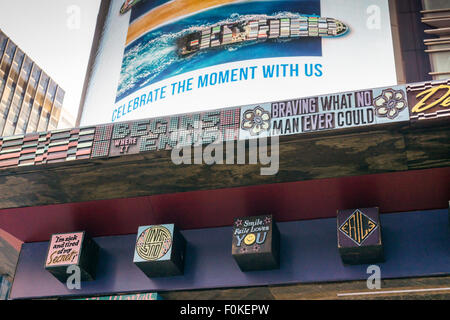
[[0, 80, 449, 242]]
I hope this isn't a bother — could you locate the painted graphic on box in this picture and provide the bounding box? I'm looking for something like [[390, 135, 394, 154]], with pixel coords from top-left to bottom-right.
[[233, 216, 272, 254], [339, 209, 378, 246], [134, 225, 173, 261], [46, 232, 83, 267]]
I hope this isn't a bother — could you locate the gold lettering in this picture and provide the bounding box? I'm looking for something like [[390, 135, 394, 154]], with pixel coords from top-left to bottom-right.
[[357, 211, 361, 244], [443, 96, 450, 107], [47, 251, 56, 265], [349, 216, 356, 240], [412, 85, 450, 113], [47, 250, 79, 266]]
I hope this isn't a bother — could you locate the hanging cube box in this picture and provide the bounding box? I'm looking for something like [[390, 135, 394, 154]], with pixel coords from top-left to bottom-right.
[[45, 231, 99, 283], [232, 215, 280, 272], [133, 224, 186, 278], [337, 207, 384, 265]]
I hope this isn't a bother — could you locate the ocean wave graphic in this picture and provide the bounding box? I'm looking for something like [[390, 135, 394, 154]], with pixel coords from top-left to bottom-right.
[[117, 11, 316, 101]]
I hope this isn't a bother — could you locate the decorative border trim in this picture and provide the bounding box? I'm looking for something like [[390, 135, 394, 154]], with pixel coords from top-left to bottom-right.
[[1, 80, 448, 170]]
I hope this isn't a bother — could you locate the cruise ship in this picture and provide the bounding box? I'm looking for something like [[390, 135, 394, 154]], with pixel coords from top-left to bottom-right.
[[177, 16, 349, 56]]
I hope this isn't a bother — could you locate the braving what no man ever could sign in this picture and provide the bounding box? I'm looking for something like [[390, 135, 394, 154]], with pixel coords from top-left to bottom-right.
[[90, 84, 410, 159], [239, 85, 409, 138]]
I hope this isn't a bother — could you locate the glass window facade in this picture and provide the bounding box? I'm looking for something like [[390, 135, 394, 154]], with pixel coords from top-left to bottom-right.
[[0, 30, 66, 137], [0, 41, 16, 104], [49, 87, 64, 130], [2, 57, 32, 136], [15, 65, 40, 135], [0, 50, 25, 135], [0, 32, 7, 57], [27, 73, 49, 133], [37, 80, 57, 132], [0, 48, 24, 133]]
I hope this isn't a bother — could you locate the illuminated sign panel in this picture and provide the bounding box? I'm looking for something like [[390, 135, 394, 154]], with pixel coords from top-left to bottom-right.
[[239, 85, 409, 139], [0, 81, 416, 169], [80, 0, 397, 125], [91, 84, 410, 159]]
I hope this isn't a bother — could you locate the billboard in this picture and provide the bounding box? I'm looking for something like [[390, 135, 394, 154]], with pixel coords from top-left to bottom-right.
[[7, 79, 450, 171], [84, 0, 398, 126]]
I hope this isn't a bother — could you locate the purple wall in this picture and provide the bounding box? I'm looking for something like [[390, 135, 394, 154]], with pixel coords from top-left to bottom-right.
[[11, 209, 450, 299]]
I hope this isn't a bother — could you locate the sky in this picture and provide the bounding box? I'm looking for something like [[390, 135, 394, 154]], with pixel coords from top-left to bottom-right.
[[0, 0, 101, 123]]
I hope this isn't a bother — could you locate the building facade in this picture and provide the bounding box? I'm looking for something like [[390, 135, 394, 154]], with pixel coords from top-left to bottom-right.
[[0, 0, 448, 301], [0, 30, 65, 138], [422, 0, 450, 80]]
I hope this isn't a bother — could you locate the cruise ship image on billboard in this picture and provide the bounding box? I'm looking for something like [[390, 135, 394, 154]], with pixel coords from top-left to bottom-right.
[[177, 15, 349, 57]]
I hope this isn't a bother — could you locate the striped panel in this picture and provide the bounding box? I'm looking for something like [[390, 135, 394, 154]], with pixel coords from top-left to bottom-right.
[[0, 135, 25, 168], [64, 127, 95, 163], [0, 126, 96, 169], [34, 133, 51, 166]]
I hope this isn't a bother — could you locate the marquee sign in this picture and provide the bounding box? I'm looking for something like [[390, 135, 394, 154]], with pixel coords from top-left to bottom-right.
[[93, 108, 240, 158], [239, 85, 409, 139], [92, 84, 411, 159], [133, 224, 187, 278], [337, 207, 384, 265], [407, 80, 450, 121], [102, 0, 397, 125], [232, 215, 280, 272], [0, 80, 448, 171], [45, 232, 99, 283]]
